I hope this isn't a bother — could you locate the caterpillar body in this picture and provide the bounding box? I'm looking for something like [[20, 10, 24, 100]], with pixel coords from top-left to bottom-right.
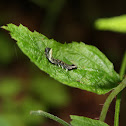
[[45, 47, 77, 71]]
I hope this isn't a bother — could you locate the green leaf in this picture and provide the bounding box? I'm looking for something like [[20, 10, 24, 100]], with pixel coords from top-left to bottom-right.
[[70, 115, 109, 126], [95, 15, 126, 33], [2, 23, 120, 94]]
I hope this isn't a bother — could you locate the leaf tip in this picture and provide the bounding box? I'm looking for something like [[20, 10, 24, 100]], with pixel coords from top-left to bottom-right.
[[1, 25, 7, 30], [1, 23, 15, 31]]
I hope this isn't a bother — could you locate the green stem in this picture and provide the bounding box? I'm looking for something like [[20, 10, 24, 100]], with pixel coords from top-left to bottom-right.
[[30, 110, 71, 126], [119, 52, 126, 80], [99, 77, 126, 122], [114, 93, 121, 126], [114, 52, 126, 126]]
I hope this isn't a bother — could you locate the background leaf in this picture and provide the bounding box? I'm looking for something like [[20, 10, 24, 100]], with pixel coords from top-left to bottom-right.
[[30, 74, 70, 107], [94, 15, 126, 33], [2, 24, 120, 94], [0, 77, 21, 98], [0, 114, 25, 126], [0, 33, 15, 64], [70, 115, 109, 126]]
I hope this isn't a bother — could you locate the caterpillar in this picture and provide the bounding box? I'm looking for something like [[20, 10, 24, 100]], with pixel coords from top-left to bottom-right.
[[45, 47, 77, 71]]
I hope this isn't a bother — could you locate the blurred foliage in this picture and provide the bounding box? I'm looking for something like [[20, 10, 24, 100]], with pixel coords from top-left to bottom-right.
[[0, 78, 21, 97], [30, 0, 49, 7], [95, 14, 126, 33], [30, 74, 70, 108], [0, 33, 14, 64], [0, 114, 25, 126], [0, 75, 69, 126], [19, 97, 45, 125], [30, 0, 66, 35]]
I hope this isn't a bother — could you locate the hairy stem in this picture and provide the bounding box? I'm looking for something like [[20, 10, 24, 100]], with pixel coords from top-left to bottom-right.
[[114, 52, 126, 126], [30, 110, 71, 126], [119, 52, 126, 80]]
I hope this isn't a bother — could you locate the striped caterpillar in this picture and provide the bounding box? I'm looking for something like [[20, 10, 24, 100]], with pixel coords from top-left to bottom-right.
[[45, 47, 77, 71]]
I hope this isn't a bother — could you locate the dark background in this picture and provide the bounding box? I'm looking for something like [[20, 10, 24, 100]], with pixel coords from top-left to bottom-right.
[[0, 0, 126, 126]]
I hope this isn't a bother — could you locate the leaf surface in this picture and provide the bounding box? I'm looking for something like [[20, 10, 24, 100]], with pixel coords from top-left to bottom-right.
[[70, 115, 109, 126], [2, 24, 120, 94]]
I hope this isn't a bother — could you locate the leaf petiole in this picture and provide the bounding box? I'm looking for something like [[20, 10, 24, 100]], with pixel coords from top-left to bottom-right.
[[114, 52, 126, 126]]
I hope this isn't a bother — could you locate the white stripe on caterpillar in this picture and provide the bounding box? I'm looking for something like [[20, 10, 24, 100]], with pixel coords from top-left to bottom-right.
[[45, 47, 77, 71]]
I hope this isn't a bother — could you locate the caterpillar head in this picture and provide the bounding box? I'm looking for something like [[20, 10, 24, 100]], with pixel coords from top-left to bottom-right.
[[45, 48, 52, 60]]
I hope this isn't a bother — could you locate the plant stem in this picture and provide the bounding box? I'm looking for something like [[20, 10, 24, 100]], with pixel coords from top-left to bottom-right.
[[114, 52, 126, 126], [114, 93, 121, 126], [30, 110, 71, 126], [119, 52, 126, 80], [99, 77, 126, 122]]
